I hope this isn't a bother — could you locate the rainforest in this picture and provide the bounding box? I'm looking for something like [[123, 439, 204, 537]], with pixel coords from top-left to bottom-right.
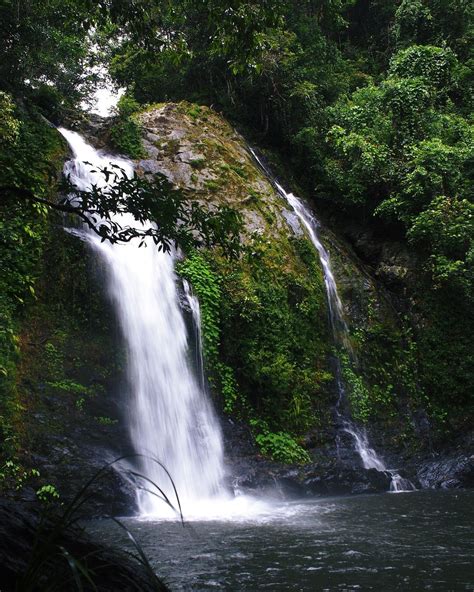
[[0, 1, 473, 590]]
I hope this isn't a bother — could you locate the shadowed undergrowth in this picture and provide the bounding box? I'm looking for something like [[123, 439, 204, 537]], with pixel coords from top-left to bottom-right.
[[1, 456, 184, 592]]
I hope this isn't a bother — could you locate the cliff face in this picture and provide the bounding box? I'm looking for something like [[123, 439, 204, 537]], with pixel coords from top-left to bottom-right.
[[136, 103, 332, 458], [134, 102, 473, 464], [6, 103, 472, 512], [134, 102, 429, 457]]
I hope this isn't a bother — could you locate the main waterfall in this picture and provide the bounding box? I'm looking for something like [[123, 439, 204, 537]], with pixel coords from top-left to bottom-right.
[[59, 129, 226, 516]]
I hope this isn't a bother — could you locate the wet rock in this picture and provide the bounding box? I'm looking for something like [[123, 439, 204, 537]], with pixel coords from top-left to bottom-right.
[[222, 417, 396, 499], [417, 455, 474, 489], [302, 464, 391, 496], [277, 473, 307, 498]]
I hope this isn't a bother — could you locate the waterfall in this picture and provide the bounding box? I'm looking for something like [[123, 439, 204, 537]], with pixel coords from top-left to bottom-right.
[[59, 128, 226, 516], [249, 149, 415, 492], [182, 280, 207, 393]]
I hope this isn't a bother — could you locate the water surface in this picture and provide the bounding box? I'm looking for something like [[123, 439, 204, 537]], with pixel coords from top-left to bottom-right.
[[87, 490, 474, 591]]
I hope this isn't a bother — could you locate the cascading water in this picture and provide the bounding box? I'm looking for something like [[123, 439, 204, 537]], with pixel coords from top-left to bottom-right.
[[182, 280, 207, 393], [343, 425, 415, 492], [59, 128, 227, 516], [249, 149, 414, 492]]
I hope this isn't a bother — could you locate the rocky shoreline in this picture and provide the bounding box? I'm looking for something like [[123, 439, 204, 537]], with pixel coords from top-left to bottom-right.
[[222, 418, 474, 500]]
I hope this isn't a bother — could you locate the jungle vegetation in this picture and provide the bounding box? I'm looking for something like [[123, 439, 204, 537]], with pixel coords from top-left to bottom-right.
[[0, 0, 473, 460]]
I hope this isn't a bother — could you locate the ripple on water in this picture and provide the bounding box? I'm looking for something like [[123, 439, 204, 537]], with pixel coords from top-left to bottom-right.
[[85, 490, 474, 592]]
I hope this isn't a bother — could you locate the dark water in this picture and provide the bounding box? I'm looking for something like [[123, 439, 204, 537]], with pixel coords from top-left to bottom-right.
[[87, 490, 474, 591]]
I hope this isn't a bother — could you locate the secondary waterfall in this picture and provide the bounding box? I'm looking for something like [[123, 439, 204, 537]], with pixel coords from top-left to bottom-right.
[[59, 129, 226, 516], [249, 149, 414, 492]]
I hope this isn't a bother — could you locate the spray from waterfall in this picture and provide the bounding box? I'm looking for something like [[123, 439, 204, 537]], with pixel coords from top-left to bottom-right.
[[249, 148, 414, 492], [59, 128, 228, 516]]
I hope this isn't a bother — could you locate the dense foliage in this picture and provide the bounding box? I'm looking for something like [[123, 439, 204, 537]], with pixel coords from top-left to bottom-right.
[[177, 240, 330, 463], [0, 0, 472, 464], [0, 105, 67, 460]]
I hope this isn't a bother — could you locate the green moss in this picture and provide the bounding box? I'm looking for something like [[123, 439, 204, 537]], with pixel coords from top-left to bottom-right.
[[176, 101, 204, 121], [190, 157, 206, 169], [187, 104, 203, 120], [94, 416, 118, 426], [0, 106, 67, 461], [220, 162, 249, 179], [178, 230, 331, 437], [250, 419, 311, 464], [204, 179, 223, 192]]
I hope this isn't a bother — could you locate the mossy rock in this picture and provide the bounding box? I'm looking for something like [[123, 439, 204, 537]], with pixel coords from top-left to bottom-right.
[[136, 102, 332, 439]]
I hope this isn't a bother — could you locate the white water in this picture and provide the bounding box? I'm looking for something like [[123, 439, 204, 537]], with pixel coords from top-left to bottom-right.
[[344, 425, 415, 491], [59, 129, 230, 517], [182, 280, 207, 392], [249, 149, 415, 492]]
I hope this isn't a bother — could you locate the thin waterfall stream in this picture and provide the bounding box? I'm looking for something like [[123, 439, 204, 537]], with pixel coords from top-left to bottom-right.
[[59, 128, 228, 517], [249, 149, 415, 492], [182, 280, 207, 393]]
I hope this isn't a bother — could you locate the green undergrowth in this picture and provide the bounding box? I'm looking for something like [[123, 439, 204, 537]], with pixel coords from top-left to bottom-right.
[[338, 276, 473, 447], [176, 252, 243, 416], [250, 419, 311, 464], [0, 103, 67, 463], [177, 229, 332, 462], [343, 319, 421, 425], [0, 101, 123, 491], [109, 95, 146, 159], [326, 238, 431, 448]]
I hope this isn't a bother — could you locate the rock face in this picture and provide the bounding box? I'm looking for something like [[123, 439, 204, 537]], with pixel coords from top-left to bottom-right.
[[221, 418, 392, 498], [136, 104, 408, 446], [416, 455, 474, 489], [133, 102, 473, 494], [137, 102, 300, 237], [137, 102, 333, 446]]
